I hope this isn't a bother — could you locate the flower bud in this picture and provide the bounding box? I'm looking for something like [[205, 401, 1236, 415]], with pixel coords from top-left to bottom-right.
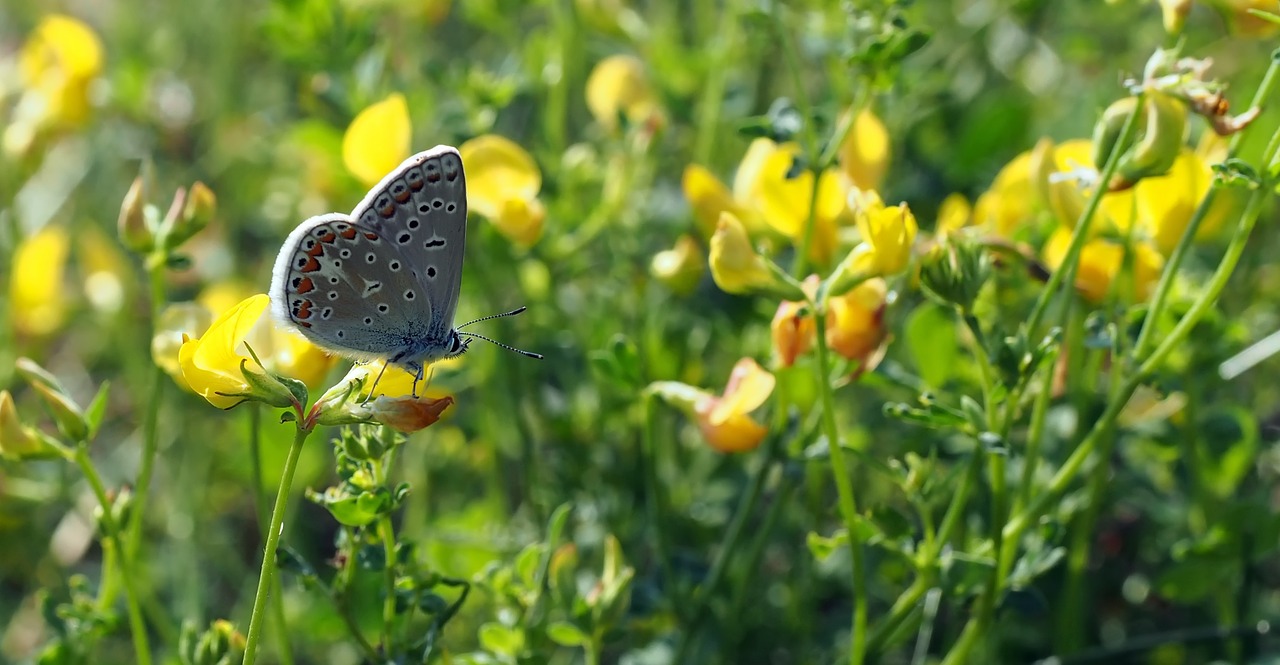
[[368, 395, 454, 433], [708, 212, 801, 299], [1095, 91, 1188, 191], [166, 181, 216, 249], [771, 276, 818, 368], [117, 176, 154, 253], [1158, 0, 1191, 34], [15, 357, 88, 442], [0, 390, 68, 461], [650, 235, 705, 295], [918, 238, 993, 312]]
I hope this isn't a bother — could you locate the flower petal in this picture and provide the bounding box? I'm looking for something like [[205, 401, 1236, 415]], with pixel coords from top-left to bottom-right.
[[343, 93, 411, 187]]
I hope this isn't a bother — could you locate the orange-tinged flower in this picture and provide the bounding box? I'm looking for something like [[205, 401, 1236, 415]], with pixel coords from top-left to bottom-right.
[[772, 276, 820, 367], [11, 224, 70, 336], [585, 54, 664, 132], [178, 295, 293, 409], [695, 358, 775, 453], [459, 135, 545, 246], [1042, 228, 1164, 303], [740, 139, 848, 266], [343, 93, 411, 187], [367, 395, 455, 433], [826, 278, 888, 364], [838, 108, 890, 191], [1204, 0, 1280, 37], [650, 358, 776, 453]]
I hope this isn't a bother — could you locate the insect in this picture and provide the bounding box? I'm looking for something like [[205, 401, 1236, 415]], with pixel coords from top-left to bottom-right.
[[269, 145, 541, 395]]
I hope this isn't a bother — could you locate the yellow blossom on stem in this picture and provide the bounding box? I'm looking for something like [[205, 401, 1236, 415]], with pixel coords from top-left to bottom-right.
[[838, 108, 891, 191], [1042, 228, 1164, 304], [682, 164, 762, 237], [585, 54, 665, 133], [10, 13, 104, 144], [311, 361, 454, 433], [652, 359, 776, 453], [826, 278, 889, 366], [11, 225, 71, 337], [459, 135, 546, 247], [177, 295, 294, 409], [973, 147, 1040, 237], [343, 93, 411, 187], [771, 276, 820, 368], [740, 138, 848, 266], [650, 234, 705, 296], [708, 212, 779, 295], [828, 200, 918, 295]]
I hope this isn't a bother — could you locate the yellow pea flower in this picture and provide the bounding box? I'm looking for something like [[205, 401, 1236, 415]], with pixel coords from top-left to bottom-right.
[[838, 108, 891, 191], [682, 164, 763, 237], [11, 225, 71, 337], [936, 193, 973, 238], [826, 278, 888, 366], [153, 303, 213, 381], [459, 135, 546, 247], [343, 93, 411, 187], [708, 212, 777, 295], [973, 147, 1040, 237], [650, 234, 705, 296], [15, 14, 103, 129], [1042, 228, 1164, 303], [771, 276, 819, 368], [829, 201, 918, 293], [741, 139, 849, 266], [1133, 148, 1213, 254], [177, 295, 293, 409], [585, 54, 664, 133], [651, 358, 776, 453]]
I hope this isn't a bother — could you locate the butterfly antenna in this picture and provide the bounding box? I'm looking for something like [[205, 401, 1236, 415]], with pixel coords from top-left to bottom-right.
[[457, 306, 529, 330], [458, 331, 544, 359]]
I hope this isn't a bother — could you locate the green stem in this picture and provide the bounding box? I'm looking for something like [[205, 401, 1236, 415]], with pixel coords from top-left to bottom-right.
[[1015, 347, 1059, 513], [378, 513, 399, 655], [813, 308, 867, 665], [74, 445, 152, 665], [242, 426, 310, 665], [640, 395, 676, 601], [672, 431, 780, 661], [1024, 91, 1146, 337], [1133, 50, 1280, 359], [692, 0, 741, 164]]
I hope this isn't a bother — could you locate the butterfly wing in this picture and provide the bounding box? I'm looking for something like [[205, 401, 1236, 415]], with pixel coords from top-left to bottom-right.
[[268, 146, 467, 364], [348, 146, 467, 348]]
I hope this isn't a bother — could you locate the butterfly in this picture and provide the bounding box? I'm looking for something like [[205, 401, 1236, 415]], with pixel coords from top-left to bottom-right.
[[269, 145, 541, 395]]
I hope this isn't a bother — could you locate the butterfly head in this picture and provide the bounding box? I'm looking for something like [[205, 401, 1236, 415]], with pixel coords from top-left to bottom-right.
[[447, 329, 472, 358]]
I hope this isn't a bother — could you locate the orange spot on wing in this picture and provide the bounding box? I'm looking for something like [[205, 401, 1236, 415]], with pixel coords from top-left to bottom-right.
[[297, 321, 312, 328], [295, 277, 315, 294], [364, 232, 379, 240], [392, 187, 411, 203], [306, 244, 325, 257], [300, 256, 320, 272], [319, 231, 337, 243], [340, 226, 358, 240], [297, 300, 313, 319], [377, 202, 395, 218]]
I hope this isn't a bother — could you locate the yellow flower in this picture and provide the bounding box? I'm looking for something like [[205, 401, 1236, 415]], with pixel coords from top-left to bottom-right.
[[585, 54, 664, 133], [936, 193, 973, 238], [826, 278, 888, 365], [838, 108, 890, 191], [771, 276, 819, 368], [1133, 148, 1213, 254], [973, 147, 1040, 237], [311, 360, 454, 432], [11, 225, 71, 337], [651, 358, 776, 453], [682, 164, 762, 237], [831, 201, 918, 290], [740, 139, 849, 266], [153, 303, 213, 381], [650, 234, 705, 295], [178, 295, 293, 409], [459, 135, 546, 247], [708, 212, 776, 295], [1205, 0, 1280, 37], [0, 389, 64, 460], [17, 14, 103, 126], [1042, 228, 1164, 304], [343, 93, 411, 187], [694, 358, 775, 453]]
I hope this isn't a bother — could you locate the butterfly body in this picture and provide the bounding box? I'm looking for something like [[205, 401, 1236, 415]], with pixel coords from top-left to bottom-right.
[[270, 145, 471, 380]]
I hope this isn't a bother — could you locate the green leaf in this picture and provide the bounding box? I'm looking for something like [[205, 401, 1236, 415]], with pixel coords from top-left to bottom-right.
[[806, 529, 848, 561], [546, 621, 590, 647], [1199, 407, 1258, 499], [904, 303, 958, 388], [478, 622, 524, 657], [83, 382, 110, 440]]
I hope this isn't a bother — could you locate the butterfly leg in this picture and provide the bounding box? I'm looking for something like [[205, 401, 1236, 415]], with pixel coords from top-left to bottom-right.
[[364, 361, 391, 403], [405, 361, 424, 398]]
